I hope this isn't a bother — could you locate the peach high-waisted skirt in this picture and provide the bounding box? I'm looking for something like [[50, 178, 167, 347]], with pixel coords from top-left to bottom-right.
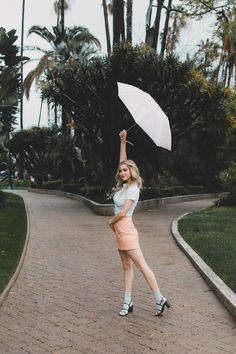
[[114, 217, 140, 250]]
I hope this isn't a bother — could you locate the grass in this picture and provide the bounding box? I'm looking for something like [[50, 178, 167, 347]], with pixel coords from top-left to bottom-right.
[[0, 192, 27, 293], [178, 206, 236, 293]]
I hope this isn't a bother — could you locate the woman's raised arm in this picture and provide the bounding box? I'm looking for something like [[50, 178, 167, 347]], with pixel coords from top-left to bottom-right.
[[119, 129, 127, 162]]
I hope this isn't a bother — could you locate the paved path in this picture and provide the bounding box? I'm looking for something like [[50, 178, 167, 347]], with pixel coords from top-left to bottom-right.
[[0, 191, 235, 354]]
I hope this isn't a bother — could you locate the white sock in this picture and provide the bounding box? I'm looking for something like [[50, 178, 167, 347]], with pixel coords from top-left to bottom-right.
[[124, 290, 132, 304], [153, 290, 163, 303]]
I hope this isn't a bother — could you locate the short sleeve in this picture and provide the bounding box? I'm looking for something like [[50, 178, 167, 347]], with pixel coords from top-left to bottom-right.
[[125, 185, 139, 201]]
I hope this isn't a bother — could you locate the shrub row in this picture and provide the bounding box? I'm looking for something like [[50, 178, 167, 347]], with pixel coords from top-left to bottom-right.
[[38, 181, 207, 204], [0, 191, 6, 203], [217, 192, 236, 207]]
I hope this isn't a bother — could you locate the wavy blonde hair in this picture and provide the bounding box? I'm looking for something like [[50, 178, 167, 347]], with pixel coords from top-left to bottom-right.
[[115, 159, 143, 190]]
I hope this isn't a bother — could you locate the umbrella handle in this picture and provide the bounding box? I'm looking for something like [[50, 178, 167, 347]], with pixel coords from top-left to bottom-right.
[[125, 140, 134, 146]]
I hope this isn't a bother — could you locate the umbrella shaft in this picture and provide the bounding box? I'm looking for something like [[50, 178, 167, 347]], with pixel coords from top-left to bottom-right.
[[126, 123, 137, 132]]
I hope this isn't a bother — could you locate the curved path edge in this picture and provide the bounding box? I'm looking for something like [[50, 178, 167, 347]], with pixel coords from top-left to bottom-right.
[[171, 212, 236, 319], [0, 192, 30, 308], [28, 188, 228, 216]]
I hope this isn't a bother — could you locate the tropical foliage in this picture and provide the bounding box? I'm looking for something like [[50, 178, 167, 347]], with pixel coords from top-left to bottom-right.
[[2, 1, 236, 196], [0, 27, 27, 187], [24, 24, 101, 100], [0, 28, 25, 136], [16, 43, 235, 189], [7, 127, 87, 187]]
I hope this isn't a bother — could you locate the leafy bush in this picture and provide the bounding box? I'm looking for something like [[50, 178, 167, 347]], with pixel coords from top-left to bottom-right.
[[12, 179, 30, 188], [42, 180, 62, 190], [140, 187, 160, 200], [40, 43, 234, 188], [59, 184, 112, 203], [61, 184, 81, 194], [217, 192, 236, 207], [79, 186, 111, 203], [217, 162, 236, 206], [140, 185, 205, 200], [220, 162, 236, 193], [173, 186, 189, 195], [0, 191, 6, 203], [186, 185, 205, 194]]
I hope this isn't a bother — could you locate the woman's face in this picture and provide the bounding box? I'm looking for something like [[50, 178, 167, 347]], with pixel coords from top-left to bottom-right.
[[119, 163, 131, 183]]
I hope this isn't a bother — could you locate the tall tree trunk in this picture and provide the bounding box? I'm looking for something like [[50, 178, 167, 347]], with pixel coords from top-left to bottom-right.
[[145, 0, 153, 45], [20, 0, 26, 130], [126, 0, 133, 42], [19, 0, 26, 180], [54, 102, 58, 127], [62, 107, 67, 133], [152, 0, 165, 51], [160, 0, 172, 56], [37, 98, 43, 127], [60, 0, 65, 38], [113, 0, 125, 48], [102, 0, 111, 55]]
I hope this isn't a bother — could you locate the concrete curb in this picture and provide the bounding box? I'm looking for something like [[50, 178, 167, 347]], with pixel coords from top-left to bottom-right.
[[0, 195, 30, 308], [171, 212, 236, 319], [28, 188, 226, 216], [28, 188, 114, 215]]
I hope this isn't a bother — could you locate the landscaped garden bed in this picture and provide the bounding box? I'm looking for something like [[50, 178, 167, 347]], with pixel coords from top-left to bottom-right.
[[39, 180, 208, 204]]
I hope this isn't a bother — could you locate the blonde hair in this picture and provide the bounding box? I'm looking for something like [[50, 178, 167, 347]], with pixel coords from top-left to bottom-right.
[[115, 159, 143, 190]]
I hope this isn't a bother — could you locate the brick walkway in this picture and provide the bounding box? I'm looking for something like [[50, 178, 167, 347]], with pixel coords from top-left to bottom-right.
[[0, 191, 235, 354]]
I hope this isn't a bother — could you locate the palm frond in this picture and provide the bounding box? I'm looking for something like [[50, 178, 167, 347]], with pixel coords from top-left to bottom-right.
[[23, 52, 55, 99], [23, 69, 38, 99], [67, 26, 101, 49], [28, 26, 55, 45]]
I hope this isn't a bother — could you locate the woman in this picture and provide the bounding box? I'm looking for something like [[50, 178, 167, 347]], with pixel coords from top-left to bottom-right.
[[109, 129, 171, 317]]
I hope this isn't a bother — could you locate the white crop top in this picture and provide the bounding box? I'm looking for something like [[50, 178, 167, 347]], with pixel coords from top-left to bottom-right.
[[113, 183, 140, 216]]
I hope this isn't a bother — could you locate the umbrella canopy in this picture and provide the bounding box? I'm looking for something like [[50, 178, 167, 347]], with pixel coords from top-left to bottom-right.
[[117, 82, 172, 151]]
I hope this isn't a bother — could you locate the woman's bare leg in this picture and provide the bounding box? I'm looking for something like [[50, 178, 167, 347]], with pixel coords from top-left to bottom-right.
[[118, 250, 134, 315], [126, 248, 160, 291], [118, 250, 134, 291]]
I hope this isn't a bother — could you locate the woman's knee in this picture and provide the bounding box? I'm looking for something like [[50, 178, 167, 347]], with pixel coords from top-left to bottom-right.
[[136, 262, 149, 273], [127, 249, 148, 273], [123, 258, 133, 271]]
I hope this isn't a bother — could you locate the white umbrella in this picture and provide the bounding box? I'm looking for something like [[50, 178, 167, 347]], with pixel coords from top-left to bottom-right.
[[117, 82, 172, 151]]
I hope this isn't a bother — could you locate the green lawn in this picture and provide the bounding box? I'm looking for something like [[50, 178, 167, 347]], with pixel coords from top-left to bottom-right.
[[0, 192, 27, 293], [178, 206, 236, 293]]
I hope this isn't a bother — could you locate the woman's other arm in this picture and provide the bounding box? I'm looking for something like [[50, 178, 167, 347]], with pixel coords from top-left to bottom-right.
[[109, 199, 133, 228]]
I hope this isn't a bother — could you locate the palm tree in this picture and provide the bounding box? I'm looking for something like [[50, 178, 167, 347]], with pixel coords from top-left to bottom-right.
[[24, 25, 101, 99], [113, 0, 125, 48], [126, 0, 133, 42], [145, 0, 165, 50], [54, 0, 69, 27], [152, 0, 165, 50], [160, 0, 172, 56], [104, 0, 133, 50], [145, 0, 154, 45], [0, 28, 23, 134], [24, 25, 100, 134], [102, 0, 111, 55], [217, 10, 236, 87], [20, 0, 26, 130], [165, 10, 187, 55]]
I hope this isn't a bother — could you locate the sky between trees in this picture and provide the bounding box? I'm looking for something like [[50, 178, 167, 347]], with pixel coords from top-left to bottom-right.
[[0, 0, 215, 128]]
